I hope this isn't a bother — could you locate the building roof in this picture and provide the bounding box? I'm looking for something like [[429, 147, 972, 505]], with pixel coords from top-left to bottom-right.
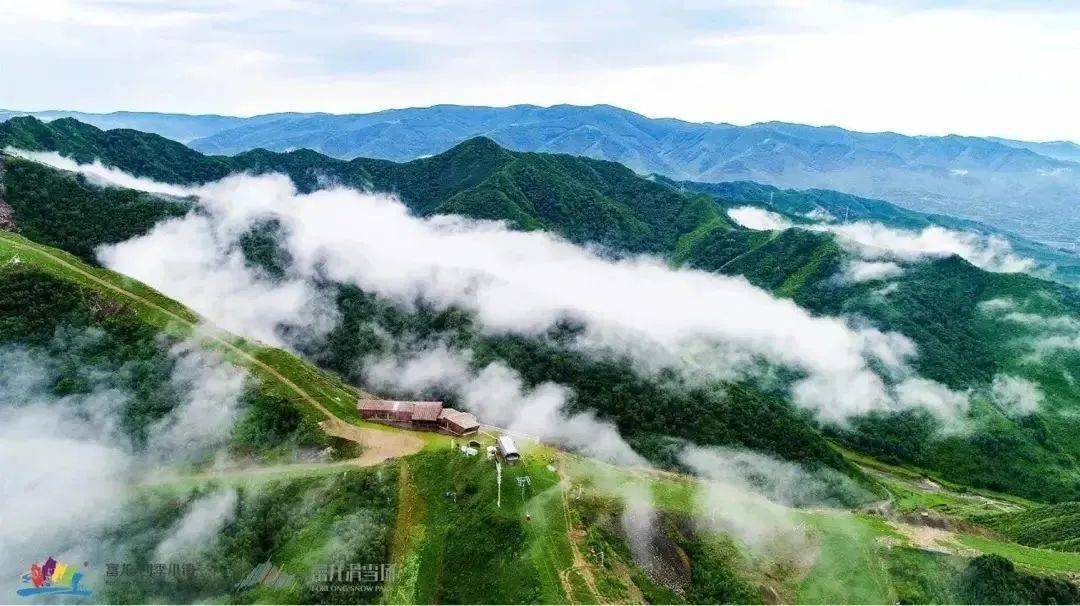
[[438, 407, 479, 429], [357, 399, 444, 419], [412, 401, 444, 422], [497, 435, 520, 456]]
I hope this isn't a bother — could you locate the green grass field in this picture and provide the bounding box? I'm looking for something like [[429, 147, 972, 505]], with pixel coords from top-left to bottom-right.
[[955, 535, 1080, 574]]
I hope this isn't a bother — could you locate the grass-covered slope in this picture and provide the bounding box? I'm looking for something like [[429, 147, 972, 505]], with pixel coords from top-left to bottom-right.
[[975, 502, 1080, 553], [0, 230, 368, 458]]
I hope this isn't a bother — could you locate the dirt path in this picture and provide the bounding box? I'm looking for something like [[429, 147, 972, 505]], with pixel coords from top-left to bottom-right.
[[557, 454, 603, 604], [143, 460, 360, 486], [886, 521, 978, 557], [1, 233, 423, 465], [321, 418, 423, 466]]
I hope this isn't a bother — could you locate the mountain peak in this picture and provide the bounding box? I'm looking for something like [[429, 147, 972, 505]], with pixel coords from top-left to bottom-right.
[[448, 135, 505, 153]]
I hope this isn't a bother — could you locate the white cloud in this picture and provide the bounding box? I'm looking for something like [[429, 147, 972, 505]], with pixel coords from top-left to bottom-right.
[[725, 201, 1035, 275], [681, 445, 866, 561], [979, 297, 1080, 358], [0, 337, 252, 580], [98, 214, 337, 348], [804, 207, 836, 222], [843, 260, 903, 283], [103, 172, 969, 423], [977, 297, 1017, 313], [16, 153, 974, 423], [154, 489, 239, 561], [990, 375, 1043, 416], [147, 340, 249, 462], [727, 206, 791, 231], [4, 148, 192, 197], [825, 223, 1036, 274]]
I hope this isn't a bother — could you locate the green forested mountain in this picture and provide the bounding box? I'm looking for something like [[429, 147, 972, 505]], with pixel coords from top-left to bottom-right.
[[2, 116, 1079, 504], [671, 178, 1080, 285], [352, 137, 727, 252], [1, 117, 725, 253], [0, 116, 232, 183]]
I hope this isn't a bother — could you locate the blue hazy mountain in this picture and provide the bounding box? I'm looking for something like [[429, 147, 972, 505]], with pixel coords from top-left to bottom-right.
[[0, 109, 244, 143], [3, 104, 1077, 250]]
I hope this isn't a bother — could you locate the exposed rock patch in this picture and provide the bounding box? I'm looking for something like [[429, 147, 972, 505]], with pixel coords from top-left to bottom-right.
[[0, 158, 15, 230]]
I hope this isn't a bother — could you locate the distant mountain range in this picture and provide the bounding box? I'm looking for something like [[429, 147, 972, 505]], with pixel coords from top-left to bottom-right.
[[2, 104, 1077, 251]]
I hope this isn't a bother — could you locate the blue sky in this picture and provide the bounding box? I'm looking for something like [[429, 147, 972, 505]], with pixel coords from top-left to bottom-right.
[[1, 0, 1077, 141]]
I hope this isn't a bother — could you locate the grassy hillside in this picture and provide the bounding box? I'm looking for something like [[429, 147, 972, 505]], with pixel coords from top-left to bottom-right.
[[975, 503, 1080, 552], [0, 230, 382, 459]]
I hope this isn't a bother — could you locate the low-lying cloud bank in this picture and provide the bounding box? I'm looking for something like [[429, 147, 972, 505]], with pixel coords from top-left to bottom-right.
[[0, 337, 248, 582], [5, 148, 192, 197], [682, 445, 867, 559], [979, 297, 1080, 359], [843, 260, 904, 283], [18, 151, 971, 426], [726, 206, 1036, 274]]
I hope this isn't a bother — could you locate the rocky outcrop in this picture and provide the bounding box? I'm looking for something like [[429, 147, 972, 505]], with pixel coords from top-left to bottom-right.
[[0, 159, 14, 230], [0, 200, 14, 231]]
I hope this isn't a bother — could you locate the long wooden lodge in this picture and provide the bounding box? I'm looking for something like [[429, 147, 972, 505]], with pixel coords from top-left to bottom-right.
[[357, 399, 480, 436]]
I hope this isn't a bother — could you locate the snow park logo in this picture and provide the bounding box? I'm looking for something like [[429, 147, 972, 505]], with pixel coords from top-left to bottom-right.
[[17, 556, 92, 598]]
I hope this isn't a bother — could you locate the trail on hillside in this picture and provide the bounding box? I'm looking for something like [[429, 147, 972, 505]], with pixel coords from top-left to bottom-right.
[[557, 454, 603, 604], [141, 460, 360, 486], [0, 233, 424, 464]]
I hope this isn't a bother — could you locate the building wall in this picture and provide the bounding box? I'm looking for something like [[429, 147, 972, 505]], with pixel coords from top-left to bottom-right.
[[361, 409, 479, 436]]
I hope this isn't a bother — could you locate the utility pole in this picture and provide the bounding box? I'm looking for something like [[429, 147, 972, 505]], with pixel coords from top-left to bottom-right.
[[496, 460, 502, 508]]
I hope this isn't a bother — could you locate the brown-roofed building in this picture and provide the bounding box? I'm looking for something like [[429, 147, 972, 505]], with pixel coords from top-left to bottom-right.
[[357, 399, 480, 436], [438, 408, 480, 436], [357, 399, 425, 428], [412, 401, 443, 431]]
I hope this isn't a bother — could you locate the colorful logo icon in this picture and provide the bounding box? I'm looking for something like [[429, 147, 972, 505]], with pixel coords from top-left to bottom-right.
[[17, 556, 92, 598]]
